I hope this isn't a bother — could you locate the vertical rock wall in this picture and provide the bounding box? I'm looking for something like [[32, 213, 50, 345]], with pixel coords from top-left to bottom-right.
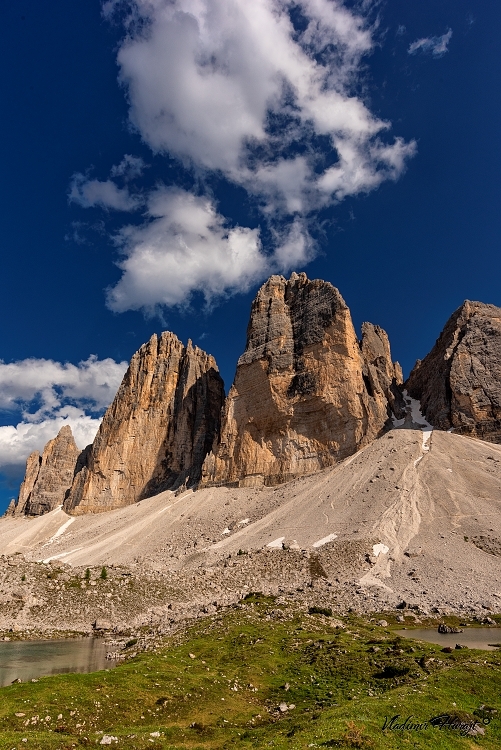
[[15, 425, 81, 516], [64, 332, 225, 514], [202, 273, 402, 487], [406, 300, 501, 441]]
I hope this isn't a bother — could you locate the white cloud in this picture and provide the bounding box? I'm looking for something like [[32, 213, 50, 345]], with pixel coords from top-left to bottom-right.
[[113, 0, 413, 200], [107, 188, 318, 312], [0, 355, 127, 473], [0, 413, 102, 471], [0, 356, 127, 417], [107, 187, 269, 311], [408, 29, 452, 57], [110, 154, 147, 180], [97, 0, 417, 312], [69, 172, 143, 211]]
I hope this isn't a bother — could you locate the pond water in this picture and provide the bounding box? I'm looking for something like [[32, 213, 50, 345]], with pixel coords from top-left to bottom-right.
[[0, 638, 113, 687], [396, 627, 501, 651]]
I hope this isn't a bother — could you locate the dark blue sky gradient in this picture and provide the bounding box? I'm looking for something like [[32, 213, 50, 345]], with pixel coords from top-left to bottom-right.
[[1, 1, 500, 511]]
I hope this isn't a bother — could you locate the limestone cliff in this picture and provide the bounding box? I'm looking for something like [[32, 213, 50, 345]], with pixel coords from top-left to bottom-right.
[[201, 273, 402, 487], [406, 300, 501, 441], [360, 322, 405, 419], [4, 499, 16, 517], [64, 332, 225, 514], [15, 425, 81, 516]]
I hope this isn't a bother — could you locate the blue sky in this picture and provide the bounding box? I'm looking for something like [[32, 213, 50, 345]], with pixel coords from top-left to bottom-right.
[[1, 0, 500, 513]]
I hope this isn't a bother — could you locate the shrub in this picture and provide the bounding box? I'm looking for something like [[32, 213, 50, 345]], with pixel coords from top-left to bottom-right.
[[84, 568, 91, 581], [375, 664, 410, 679], [309, 606, 332, 617], [100, 566, 107, 580]]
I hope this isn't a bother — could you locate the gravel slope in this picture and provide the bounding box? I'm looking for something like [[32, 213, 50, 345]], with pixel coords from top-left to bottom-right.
[[1, 424, 500, 630]]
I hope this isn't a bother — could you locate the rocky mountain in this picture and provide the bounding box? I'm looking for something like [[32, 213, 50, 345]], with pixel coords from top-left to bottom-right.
[[63, 332, 224, 514], [201, 273, 403, 487], [12, 277, 500, 521], [406, 300, 501, 441], [13, 425, 81, 516]]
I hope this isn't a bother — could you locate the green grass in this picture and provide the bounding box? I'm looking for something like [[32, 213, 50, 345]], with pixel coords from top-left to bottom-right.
[[0, 598, 499, 749]]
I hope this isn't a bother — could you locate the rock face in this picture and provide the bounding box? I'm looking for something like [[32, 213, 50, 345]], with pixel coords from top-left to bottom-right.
[[201, 273, 403, 487], [4, 499, 16, 517], [15, 425, 81, 516], [406, 301, 501, 441], [64, 332, 224, 514]]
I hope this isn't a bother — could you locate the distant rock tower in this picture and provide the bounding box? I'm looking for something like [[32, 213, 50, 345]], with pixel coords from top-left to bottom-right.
[[15, 425, 81, 516], [64, 332, 225, 514], [201, 272, 403, 487], [406, 300, 501, 441]]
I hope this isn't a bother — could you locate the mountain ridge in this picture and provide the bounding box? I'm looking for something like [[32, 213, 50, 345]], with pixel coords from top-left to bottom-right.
[[7, 274, 501, 519]]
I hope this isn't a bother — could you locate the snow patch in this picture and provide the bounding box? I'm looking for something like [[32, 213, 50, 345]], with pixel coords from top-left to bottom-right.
[[312, 533, 338, 548], [221, 528, 231, 535], [372, 543, 389, 557], [267, 536, 285, 549], [42, 547, 83, 563], [422, 427, 433, 451], [403, 391, 432, 428], [238, 518, 250, 525], [49, 517, 75, 542], [399, 390, 433, 451]]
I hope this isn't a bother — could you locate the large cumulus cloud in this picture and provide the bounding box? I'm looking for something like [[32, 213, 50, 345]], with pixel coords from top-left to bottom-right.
[[77, 0, 417, 312]]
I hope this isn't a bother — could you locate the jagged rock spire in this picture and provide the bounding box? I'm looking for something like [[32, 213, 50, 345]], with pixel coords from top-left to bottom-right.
[[406, 300, 501, 440], [64, 331, 225, 514], [15, 425, 81, 516], [201, 273, 402, 487]]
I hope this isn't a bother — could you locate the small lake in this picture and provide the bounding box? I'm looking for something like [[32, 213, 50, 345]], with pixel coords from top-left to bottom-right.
[[396, 627, 501, 651], [0, 638, 114, 687]]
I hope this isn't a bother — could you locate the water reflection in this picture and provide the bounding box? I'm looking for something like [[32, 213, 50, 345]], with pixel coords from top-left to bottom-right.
[[0, 638, 113, 687], [396, 627, 501, 651]]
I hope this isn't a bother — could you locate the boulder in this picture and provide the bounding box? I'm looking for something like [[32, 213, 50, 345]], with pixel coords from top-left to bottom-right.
[[438, 623, 463, 634], [93, 619, 113, 631]]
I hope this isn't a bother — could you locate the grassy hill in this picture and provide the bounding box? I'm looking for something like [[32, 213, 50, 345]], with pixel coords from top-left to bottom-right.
[[0, 595, 499, 749]]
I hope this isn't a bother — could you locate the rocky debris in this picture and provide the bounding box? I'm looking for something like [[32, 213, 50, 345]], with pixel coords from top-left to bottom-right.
[[1, 406, 501, 633], [64, 332, 224, 514], [93, 620, 113, 632], [406, 300, 501, 441], [201, 273, 402, 487], [469, 535, 501, 557], [0, 548, 499, 639], [100, 736, 118, 745], [14, 426, 81, 517]]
